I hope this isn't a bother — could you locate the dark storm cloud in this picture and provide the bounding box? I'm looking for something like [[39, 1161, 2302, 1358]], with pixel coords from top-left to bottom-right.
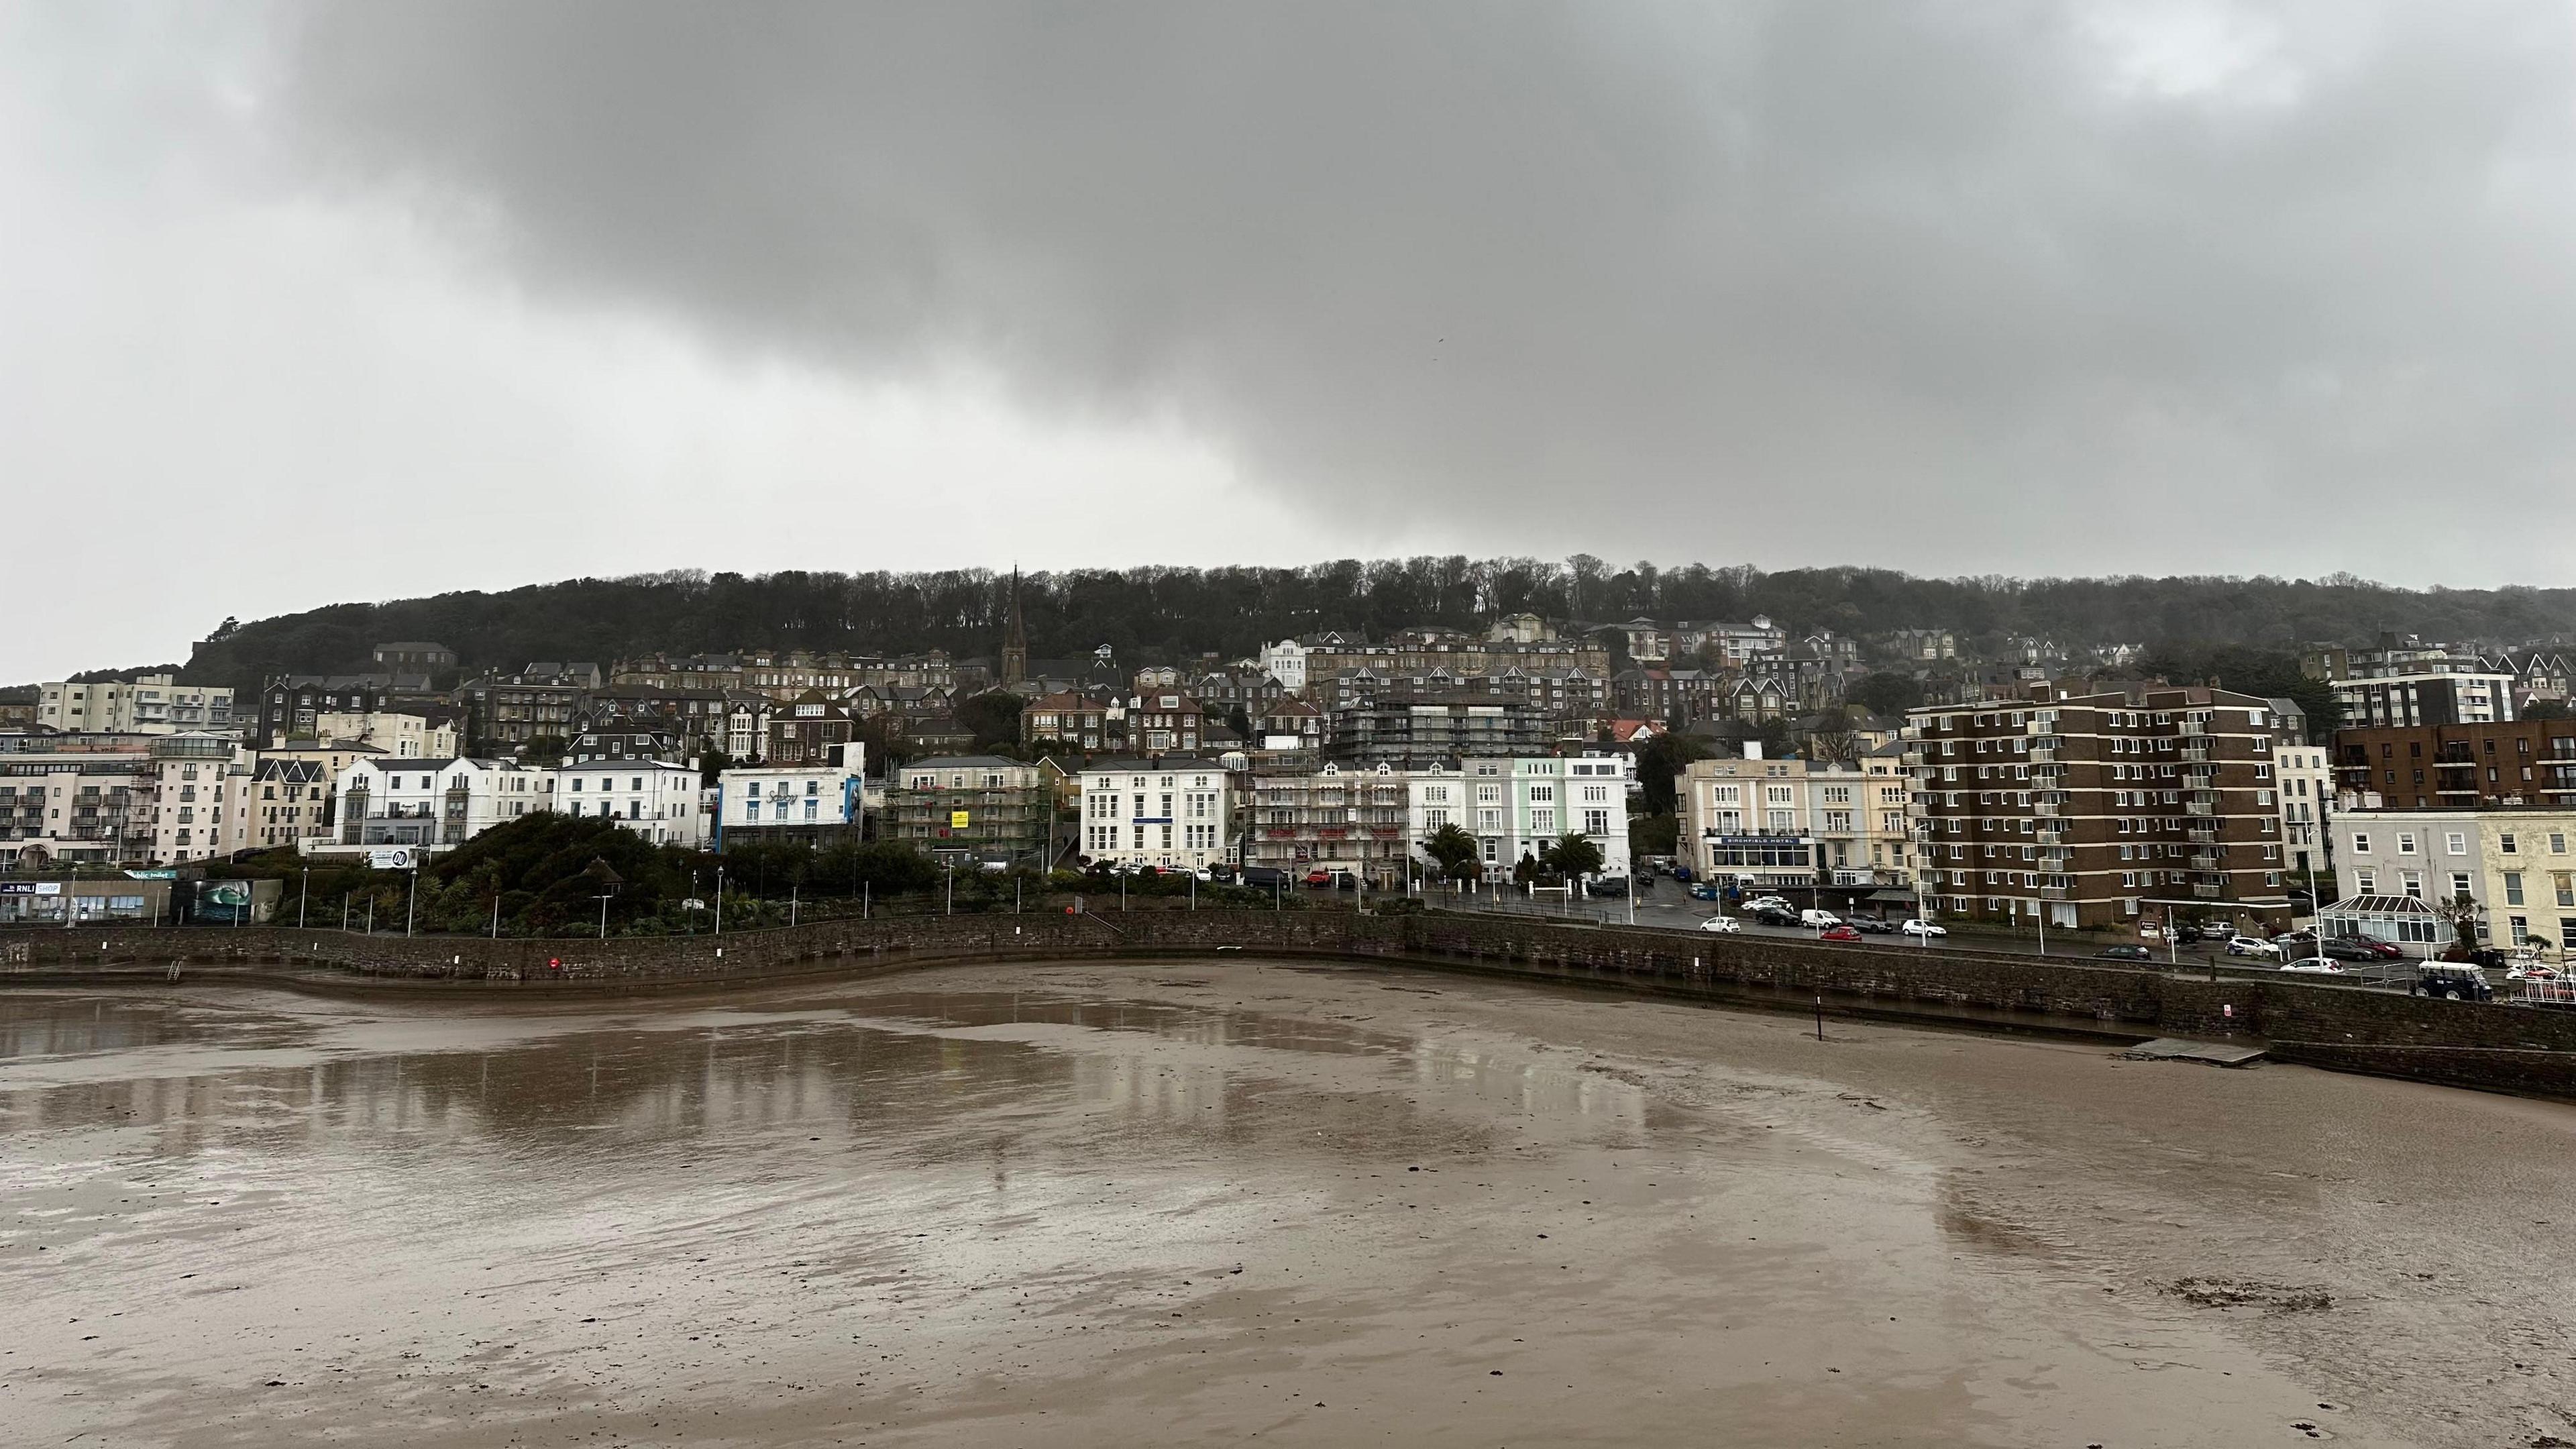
[[274, 2, 2576, 572]]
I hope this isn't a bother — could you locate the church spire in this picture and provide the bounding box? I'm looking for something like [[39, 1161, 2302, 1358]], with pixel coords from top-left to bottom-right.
[[1002, 565, 1028, 686]]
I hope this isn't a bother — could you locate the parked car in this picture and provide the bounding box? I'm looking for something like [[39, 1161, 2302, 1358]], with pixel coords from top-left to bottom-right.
[[2278, 959, 2347, 975], [1817, 924, 1863, 943], [1670, 865, 1694, 883], [1900, 919, 1948, 937], [1687, 883, 1721, 902], [1851, 917, 1898, 935], [1303, 869, 1334, 888], [2271, 930, 2317, 947], [1799, 908, 1843, 928], [2411, 963, 2495, 1002], [2339, 935, 2404, 960], [1238, 865, 1287, 890], [2225, 934, 2283, 959], [1745, 895, 1792, 914], [2196, 923, 2240, 943], [2096, 945, 2155, 961], [1585, 876, 1631, 898], [1753, 908, 1803, 928], [1697, 915, 1741, 934], [2318, 938, 2377, 962], [2441, 945, 2509, 969], [1208, 864, 1238, 885]]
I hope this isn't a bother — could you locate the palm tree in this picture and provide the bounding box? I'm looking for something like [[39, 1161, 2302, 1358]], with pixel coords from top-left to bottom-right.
[[1420, 822, 1480, 883], [1542, 832, 1605, 881]]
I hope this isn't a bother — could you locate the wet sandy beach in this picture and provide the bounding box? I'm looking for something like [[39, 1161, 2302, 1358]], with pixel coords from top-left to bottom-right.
[[4, 958, 2572, 1446]]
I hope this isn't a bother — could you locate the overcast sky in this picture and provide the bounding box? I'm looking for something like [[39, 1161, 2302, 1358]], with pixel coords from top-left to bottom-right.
[[7, 2, 2575, 679]]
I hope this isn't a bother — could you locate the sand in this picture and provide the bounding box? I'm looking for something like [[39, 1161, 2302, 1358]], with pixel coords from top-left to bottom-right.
[[5, 957, 2572, 1447]]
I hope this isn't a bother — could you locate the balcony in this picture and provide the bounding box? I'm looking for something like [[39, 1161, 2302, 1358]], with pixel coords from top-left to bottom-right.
[[2028, 747, 2056, 763], [2034, 802, 2060, 817], [2041, 886, 2070, 901], [2180, 720, 2207, 737], [2190, 851, 2224, 871], [2186, 801, 2214, 816], [2187, 825, 2218, 843], [2193, 883, 2223, 898]]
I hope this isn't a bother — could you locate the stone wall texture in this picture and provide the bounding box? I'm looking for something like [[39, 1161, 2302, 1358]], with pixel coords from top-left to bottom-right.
[[11, 910, 2576, 1097]]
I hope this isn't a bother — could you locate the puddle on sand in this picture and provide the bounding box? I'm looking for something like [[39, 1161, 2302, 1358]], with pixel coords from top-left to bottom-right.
[[0, 961, 2402, 1448]]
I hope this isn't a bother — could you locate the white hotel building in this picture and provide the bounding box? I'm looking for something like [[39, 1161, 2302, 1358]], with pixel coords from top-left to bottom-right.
[[714, 753, 865, 847], [1079, 757, 1234, 872]]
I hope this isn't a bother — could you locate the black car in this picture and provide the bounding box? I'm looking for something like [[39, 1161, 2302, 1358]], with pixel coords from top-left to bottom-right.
[[2412, 963, 2495, 1002], [2442, 947, 2509, 969], [1585, 877, 1631, 898], [1752, 907, 1802, 928], [2096, 945, 2155, 961], [1208, 864, 1238, 885]]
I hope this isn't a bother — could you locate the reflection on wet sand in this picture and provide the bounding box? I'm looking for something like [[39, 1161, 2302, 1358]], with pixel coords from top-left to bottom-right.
[[2, 959, 2542, 1446]]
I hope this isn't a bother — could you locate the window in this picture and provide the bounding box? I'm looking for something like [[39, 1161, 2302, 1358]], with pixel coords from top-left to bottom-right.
[[2447, 832, 2467, 855], [2351, 832, 2369, 854], [2355, 867, 2375, 894], [2502, 833, 2520, 855], [2402, 871, 2422, 900], [2451, 871, 2475, 901], [2506, 871, 2526, 906], [2398, 833, 2417, 855]]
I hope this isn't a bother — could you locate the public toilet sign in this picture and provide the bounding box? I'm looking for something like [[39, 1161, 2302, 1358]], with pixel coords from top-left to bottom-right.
[[368, 847, 418, 871], [950, 810, 972, 830]]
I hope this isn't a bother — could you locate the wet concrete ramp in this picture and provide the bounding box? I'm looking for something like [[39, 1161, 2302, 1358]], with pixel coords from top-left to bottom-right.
[[2122, 1038, 2268, 1067]]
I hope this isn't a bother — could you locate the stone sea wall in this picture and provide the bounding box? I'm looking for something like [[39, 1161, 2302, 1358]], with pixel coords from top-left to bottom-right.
[[11, 910, 2576, 1095]]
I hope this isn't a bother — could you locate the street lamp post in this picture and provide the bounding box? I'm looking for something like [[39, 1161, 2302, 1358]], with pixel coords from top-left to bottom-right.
[[714, 866, 724, 936], [1913, 857, 1927, 949], [405, 864, 418, 938], [596, 892, 612, 940], [299, 867, 309, 930]]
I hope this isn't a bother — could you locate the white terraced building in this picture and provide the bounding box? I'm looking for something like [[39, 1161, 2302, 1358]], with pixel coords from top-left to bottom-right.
[[1425, 754, 1633, 881], [557, 759, 708, 849], [323, 757, 557, 854]]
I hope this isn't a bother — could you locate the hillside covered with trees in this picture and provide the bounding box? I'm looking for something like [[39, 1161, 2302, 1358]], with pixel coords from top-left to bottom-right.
[[163, 557, 2576, 694]]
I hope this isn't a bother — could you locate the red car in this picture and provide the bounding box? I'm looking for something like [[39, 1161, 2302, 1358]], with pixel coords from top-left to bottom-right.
[[1817, 924, 1863, 943], [1304, 869, 1334, 888]]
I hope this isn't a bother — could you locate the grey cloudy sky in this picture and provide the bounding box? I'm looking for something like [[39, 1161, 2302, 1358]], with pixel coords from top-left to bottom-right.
[[7, 2, 2574, 678]]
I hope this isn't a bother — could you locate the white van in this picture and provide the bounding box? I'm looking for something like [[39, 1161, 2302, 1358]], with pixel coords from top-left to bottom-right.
[[1799, 908, 1842, 928]]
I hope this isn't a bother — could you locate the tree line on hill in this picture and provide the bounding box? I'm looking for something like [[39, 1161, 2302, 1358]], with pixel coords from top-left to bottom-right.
[[161, 557, 2576, 698]]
